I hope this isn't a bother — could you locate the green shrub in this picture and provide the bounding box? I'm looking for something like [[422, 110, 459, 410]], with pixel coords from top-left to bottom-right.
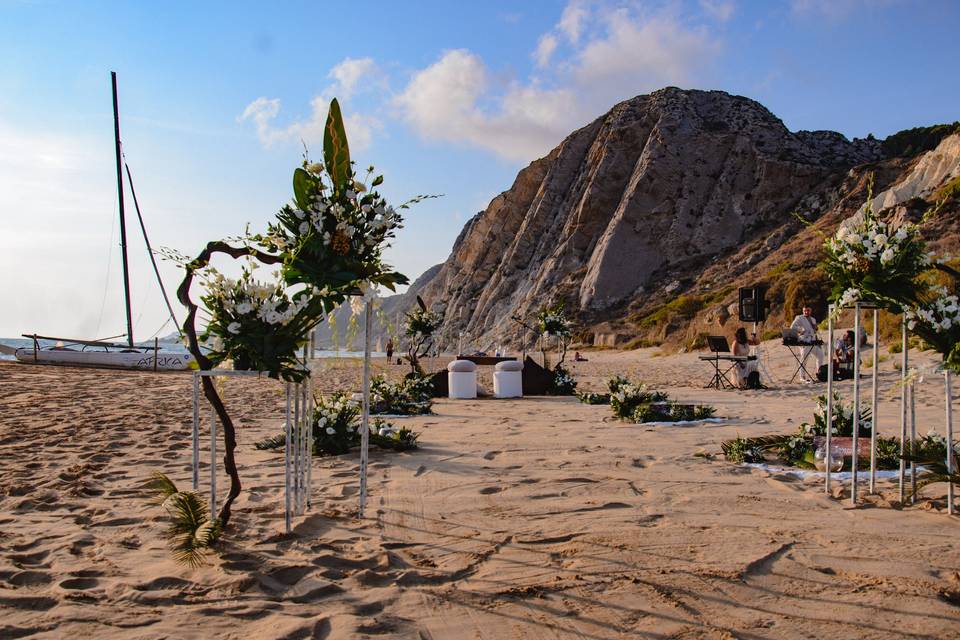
[[882, 122, 960, 158]]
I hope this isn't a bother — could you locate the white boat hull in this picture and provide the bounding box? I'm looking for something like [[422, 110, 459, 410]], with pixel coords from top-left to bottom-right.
[[14, 348, 194, 371]]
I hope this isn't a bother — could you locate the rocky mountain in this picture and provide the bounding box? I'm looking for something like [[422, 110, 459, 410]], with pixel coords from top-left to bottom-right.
[[346, 88, 959, 353]]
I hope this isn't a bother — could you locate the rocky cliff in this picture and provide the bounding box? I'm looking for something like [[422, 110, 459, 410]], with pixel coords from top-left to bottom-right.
[[356, 89, 958, 354], [416, 87, 891, 350]]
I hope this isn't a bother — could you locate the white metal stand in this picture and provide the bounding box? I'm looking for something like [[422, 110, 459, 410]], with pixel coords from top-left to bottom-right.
[[192, 369, 312, 533], [898, 319, 908, 504], [946, 370, 955, 515], [851, 303, 861, 505], [869, 309, 879, 494], [826, 309, 834, 494], [825, 302, 885, 505], [358, 300, 372, 518]]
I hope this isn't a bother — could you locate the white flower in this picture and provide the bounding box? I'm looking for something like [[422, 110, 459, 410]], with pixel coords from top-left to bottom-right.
[[294, 209, 306, 220], [236, 302, 253, 315], [880, 248, 895, 264], [298, 221, 310, 235], [325, 427, 335, 435], [227, 321, 241, 334]]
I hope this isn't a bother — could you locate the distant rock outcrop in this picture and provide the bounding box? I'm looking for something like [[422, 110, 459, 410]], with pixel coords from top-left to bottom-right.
[[417, 87, 884, 350]]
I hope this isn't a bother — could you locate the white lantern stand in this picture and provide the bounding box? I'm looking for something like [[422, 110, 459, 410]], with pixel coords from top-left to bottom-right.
[[192, 369, 312, 533]]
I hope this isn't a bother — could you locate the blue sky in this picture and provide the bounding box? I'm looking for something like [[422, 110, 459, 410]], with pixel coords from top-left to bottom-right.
[[1, 0, 957, 339]]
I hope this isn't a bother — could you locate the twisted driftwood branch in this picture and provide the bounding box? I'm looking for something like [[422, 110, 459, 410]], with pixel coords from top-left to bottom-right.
[[177, 241, 283, 527]]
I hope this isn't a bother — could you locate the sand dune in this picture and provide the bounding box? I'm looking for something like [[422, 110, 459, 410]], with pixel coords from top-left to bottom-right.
[[0, 345, 958, 639]]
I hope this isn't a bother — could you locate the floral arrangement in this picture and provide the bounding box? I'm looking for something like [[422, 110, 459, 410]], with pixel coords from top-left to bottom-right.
[[821, 178, 932, 312], [254, 393, 421, 457], [404, 299, 442, 374], [253, 101, 432, 294], [369, 420, 420, 451], [610, 380, 670, 420], [633, 402, 716, 424], [172, 98, 432, 529], [721, 435, 766, 464], [904, 284, 960, 372], [549, 365, 577, 395], [801, 392, 872, 438], [370, 374, 434, 415], [536, 301, 572, 338], [312, 393, 363, 456], [607, 375, 631, 394], [199, 260, 317, 381], [576, 391, 611, 405]]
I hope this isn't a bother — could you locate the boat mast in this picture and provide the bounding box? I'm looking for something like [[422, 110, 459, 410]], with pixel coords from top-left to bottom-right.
[[111, 71, 134, 348]]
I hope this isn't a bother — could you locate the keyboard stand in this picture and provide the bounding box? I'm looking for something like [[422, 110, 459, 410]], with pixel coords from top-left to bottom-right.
[[700, 354, 737, 390]]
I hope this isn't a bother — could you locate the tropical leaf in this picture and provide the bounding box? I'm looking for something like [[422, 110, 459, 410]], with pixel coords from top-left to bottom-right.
[[292, 167, 312, 211], [147, 471, 180, 504], [254, 433, 287, 450], [323, 98, 351, 189], [147, 471, 221, 567]]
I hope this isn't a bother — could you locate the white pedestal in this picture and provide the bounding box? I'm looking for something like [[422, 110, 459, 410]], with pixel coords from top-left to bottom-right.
[[494, 371, 522, 398], [449, 371, 477, 399]]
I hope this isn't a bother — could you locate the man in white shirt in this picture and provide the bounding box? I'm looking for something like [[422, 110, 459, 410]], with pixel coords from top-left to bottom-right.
[[790, 305, 824, 383]]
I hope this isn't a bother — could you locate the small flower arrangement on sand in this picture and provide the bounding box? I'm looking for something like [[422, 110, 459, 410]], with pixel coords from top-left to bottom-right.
[[371, 374, 434, 415], [610, 380, 669, 420], [255, 393, 421, 457], [801, 392, 872, 438]]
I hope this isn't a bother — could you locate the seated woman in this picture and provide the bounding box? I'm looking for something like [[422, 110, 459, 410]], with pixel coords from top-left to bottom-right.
[[732, 327, 759, 388]]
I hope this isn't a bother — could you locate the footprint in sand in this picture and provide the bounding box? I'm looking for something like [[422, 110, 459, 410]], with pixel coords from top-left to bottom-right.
[[58, 577, 100, 591], [478, 486, 505, 495], [482, 451, 501, 460]]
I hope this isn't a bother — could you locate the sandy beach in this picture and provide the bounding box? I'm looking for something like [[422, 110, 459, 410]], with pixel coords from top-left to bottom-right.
[[0, 345, 958, 639]]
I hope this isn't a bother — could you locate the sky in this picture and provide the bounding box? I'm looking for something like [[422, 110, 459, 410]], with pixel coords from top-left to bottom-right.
[[1, 0, 957, 340]]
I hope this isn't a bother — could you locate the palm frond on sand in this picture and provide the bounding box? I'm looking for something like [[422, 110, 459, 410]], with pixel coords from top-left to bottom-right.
[[148, 472, 222, 567]]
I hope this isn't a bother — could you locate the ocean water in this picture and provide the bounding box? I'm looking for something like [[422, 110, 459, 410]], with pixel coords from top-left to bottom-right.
[[0, 338, 384, 362]]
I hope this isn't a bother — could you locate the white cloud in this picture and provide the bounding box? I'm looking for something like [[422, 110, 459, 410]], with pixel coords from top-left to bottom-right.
[[394, 2, 720, 162], [240, 58, 383, 152], [700, 0, 735, 22], [534, 33, 558, 68], [323, 57, 381, 101], [240, 96, 380, 152], [558, 0, 590, 43], [395, 49, 578, 162], [573, 10, 719, 99]]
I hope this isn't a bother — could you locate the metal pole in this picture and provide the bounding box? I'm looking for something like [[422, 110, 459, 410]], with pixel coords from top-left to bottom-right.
[[209, 405, 217, 516], [154, 337, 158, 372], [899, 319, 908, 504], [869, 309, 879, 494], [910, 381, 917, 502], [293, 382, 301, 515], [284, 382, 292, 533], [851, 303, 861, 505], [192, 372, 200, 491], [299, 381, 309, 514], [111, 71, 134, 348], [946, 369, 954, 515], [359, 300, 373, 518], [826, 306, 834, 494]]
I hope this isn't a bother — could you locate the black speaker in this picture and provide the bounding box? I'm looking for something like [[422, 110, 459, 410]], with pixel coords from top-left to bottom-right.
[[738, 286, 768, 323]]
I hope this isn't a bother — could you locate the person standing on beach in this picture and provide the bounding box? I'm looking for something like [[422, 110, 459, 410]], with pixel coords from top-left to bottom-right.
[[790, 304, 824, 382], [386, 338, 394, 361]]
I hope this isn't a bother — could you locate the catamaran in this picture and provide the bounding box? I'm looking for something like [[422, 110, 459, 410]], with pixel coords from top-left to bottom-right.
[[15, 72, 192, 372]]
